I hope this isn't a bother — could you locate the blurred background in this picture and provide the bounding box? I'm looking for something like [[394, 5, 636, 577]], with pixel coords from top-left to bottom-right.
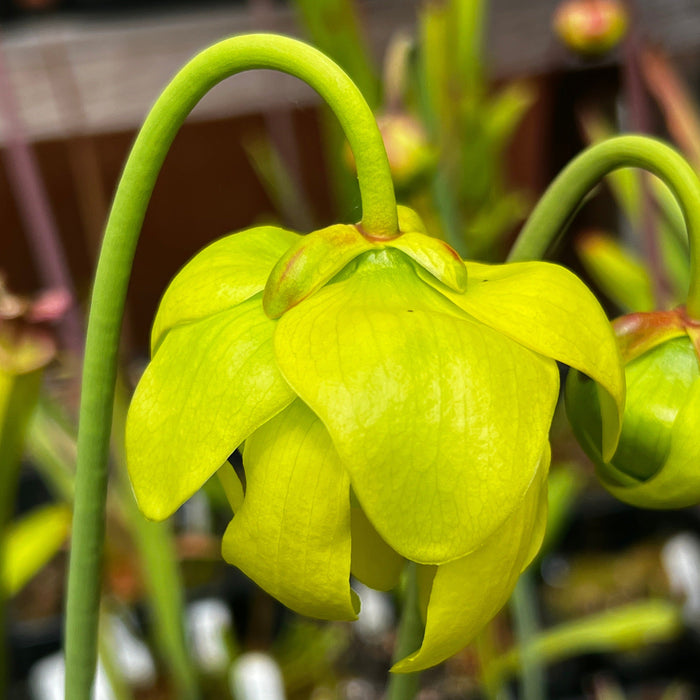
[[4, 1, 700, 698]]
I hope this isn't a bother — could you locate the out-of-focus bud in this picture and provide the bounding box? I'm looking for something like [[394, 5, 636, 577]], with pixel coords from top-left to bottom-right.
[[566, 306, 700, 508], [345, 112, 435, 189], [553, 0, 628, 56]]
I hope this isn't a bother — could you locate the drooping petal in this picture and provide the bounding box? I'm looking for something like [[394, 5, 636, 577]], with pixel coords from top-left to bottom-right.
[[521, 442, 551, 571], [126, 296, 296, 520], [274, 249, 558, 564], [151, 226, 299, 352], [350, 495, 405, 592], [393, 450, 549, 673], [421, 260, 625, 460], [222, 400, 359, 621]]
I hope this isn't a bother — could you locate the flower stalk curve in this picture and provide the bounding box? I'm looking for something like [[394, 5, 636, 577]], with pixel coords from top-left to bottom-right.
[[64, 33, 397, 700]]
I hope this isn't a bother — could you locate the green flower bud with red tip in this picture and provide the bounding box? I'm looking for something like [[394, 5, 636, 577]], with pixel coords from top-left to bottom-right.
[[566, 306, 700, 508], [553, 0, 628, 56]]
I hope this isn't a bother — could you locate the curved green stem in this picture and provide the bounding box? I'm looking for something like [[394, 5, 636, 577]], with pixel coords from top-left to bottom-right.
[[508, 135, 700, 317], [64, 33, 397, 699]]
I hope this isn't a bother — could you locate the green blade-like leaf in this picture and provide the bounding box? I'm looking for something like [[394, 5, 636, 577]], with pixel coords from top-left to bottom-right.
[[490, 600, 682, 681], [151, 226, 299, 353], [292, 0, 379, 108], [127, 297, 295, 520], [427, 260, 625, 460], [224, 400, 358, 621], [485, 83, 535, 152], [394, 454, 548, 673], [2, 504, 71, 597], [274, 249, 558, 565], [575, 231, 655, 312]]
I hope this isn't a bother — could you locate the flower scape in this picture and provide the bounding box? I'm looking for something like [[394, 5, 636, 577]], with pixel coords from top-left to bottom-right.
[[125, 205, 624, 672]]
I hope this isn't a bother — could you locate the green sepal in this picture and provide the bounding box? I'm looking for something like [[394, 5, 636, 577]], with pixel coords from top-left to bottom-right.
[[393, 449, 549, 673], [424, 260, 625, 461], [386, 232, 467, 293], [608, 376, 700, 507], [274, 248, 558, 564], [613, 309, 687, 363], [263, 223, 372, 319], [567, 336, 700, 507], [151, 225, 300, 353], [126, 296, 296, 520], [223, 400, 359, 621]]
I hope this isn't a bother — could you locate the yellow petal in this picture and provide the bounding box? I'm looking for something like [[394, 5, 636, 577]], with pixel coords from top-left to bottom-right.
[[393, 449, 549, 672], [222, 400, 358, 621]]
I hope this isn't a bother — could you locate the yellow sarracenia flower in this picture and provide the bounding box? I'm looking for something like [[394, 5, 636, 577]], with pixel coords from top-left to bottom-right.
[[126, 206, 623, 671]]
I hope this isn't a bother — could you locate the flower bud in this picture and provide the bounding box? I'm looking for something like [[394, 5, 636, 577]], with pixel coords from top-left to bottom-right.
[[553, 0, 628, 56], [566, 307, 700, 508]]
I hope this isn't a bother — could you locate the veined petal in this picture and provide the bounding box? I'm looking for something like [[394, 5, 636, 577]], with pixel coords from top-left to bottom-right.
[[350, 496, 405, 592], [422, 260, 625, 460], [126, 296, 296, 520], [274, 249, 558, 564], [152, 226, 299, 352], [223, 400, 359, 621], [393, 452, 549, 673]]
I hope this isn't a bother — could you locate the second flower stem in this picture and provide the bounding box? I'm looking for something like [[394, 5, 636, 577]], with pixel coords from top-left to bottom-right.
[[509, 135, 700, 317]]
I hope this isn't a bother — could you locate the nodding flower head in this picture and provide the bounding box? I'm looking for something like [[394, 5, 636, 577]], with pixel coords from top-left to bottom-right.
[[126, 205, 623, 671]]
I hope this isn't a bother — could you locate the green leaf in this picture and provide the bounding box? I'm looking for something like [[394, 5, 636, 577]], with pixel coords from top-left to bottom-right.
[[292, 0, 379, 108], [274, 249, 558, 564], [151, 226, 299, 353], [2, 504, 71, 597], [0, 366, 44, 514], [490, 600, 681, 681], [485, 83, 535, 151], [428, 260, 625, 460], [223, 400, 358, 621], [393, 454, 548, 673], [126, 296, 296, 520], [575, 232, 655, 312]]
